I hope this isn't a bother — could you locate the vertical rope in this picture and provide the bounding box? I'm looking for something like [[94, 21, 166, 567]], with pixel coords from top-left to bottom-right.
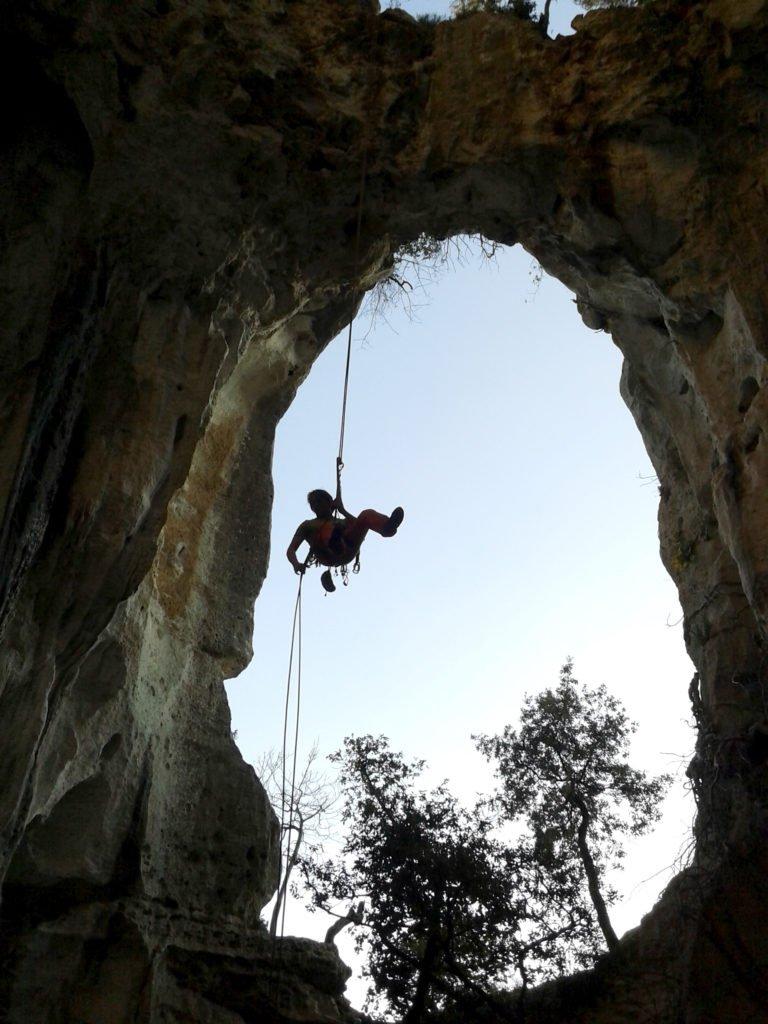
[[273, 574, 303, 940], [280, 583, 303, 940], [335, 140, 370, 511], [272, 7, 379, 980], [269, 574, 303, 1013], [337, 149, 369, 468]]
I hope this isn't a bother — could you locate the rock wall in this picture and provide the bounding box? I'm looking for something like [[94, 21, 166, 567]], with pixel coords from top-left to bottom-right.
[[1, 0, 767, 1020]]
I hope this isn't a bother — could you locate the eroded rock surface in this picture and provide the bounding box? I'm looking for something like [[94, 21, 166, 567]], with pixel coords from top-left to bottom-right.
[[1, 0, 768, 1020]]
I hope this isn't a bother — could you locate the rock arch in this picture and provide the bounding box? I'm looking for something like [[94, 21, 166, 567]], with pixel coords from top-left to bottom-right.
[[1, 0, 767, 1020]]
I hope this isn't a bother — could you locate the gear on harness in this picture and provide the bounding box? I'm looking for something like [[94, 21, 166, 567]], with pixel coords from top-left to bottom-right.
[[320, 553, 361, 594]]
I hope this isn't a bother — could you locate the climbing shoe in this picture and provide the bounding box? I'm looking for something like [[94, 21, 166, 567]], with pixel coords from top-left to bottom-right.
[[382, 506, 404, 537], [321, 569, 336, 593]]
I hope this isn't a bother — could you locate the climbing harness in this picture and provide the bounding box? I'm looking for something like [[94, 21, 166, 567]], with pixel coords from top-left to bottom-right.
[[319, 557, 361, 595]]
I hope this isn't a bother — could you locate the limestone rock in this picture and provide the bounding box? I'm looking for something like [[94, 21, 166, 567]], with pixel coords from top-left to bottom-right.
[[1, 0, 768, 1020]]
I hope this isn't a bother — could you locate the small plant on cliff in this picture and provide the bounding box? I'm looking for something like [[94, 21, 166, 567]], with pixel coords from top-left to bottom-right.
[[367, 233, 500, 330], [476, 660, 672, 953]]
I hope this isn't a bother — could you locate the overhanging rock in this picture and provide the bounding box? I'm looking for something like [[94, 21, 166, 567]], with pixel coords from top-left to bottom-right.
[[1, 1, 767, 1020]]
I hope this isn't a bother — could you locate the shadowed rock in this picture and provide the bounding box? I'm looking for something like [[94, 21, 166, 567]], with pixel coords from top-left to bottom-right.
[[1, 0, 768, 1020]]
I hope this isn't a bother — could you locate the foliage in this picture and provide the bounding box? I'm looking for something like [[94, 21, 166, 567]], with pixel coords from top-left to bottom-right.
[[298, 667, 671, 1017], [476, 660, 672, 952], [575, 0, 654, 8], [447, 0, 653, 22], [394, 233, 449, 265], [451, 0, 537, 19], [300, 736, 526, 1020], [415, 12, 446, 26], [299, 730, 636, 1020]]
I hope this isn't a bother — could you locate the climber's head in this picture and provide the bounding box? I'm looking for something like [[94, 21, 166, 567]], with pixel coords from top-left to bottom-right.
[[307, 489, 335, 518]]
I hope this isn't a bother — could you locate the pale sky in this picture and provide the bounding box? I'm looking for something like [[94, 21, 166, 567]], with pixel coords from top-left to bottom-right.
[[225, 0, 697, 1006]]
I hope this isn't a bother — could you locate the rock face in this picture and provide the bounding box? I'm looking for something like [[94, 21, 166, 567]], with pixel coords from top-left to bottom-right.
[[1, 0, 767, 1020]]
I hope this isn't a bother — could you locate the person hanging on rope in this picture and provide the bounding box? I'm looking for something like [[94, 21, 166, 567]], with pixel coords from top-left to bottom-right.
[[287, 489, 404, 593]]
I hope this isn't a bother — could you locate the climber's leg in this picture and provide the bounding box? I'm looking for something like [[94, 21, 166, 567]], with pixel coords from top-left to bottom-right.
[[343, 507, 404, 548]]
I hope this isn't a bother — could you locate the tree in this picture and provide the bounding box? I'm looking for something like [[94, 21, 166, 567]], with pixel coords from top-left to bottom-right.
[[256, 746, 338, 938], [451, 0, 538, 19], [448, 0, 651, 36], [300, 696, 671, 1018], [476, 660, 671, 953], [300, 736, 526, 1022], [575, 0, 653, 8]]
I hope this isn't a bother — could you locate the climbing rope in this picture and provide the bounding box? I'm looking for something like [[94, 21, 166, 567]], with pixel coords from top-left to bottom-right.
[[281, 576, 302, 940], [275, 88, 369, 928], [273, 10, 378, 959], [334, 137, 369, 513], [276, 573, 303, 940]]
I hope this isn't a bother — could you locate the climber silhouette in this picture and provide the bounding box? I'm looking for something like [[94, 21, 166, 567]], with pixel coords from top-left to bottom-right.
[[287, 489, 404, 593]]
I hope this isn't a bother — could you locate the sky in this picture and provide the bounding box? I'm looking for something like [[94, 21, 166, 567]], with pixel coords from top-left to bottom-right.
[[225, 0, 697, 1006]]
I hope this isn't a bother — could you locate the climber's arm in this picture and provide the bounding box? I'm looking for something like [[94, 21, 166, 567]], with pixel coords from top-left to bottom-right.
[[334, 496, 355, 520], [286, 521, 310, 573]]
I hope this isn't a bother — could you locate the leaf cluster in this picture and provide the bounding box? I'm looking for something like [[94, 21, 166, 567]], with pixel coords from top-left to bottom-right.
[[478, 660, 670, 865]]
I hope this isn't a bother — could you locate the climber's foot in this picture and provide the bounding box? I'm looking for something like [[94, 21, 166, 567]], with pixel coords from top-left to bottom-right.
[[321, 569, 336, 593], [382, 506, 404, 537]]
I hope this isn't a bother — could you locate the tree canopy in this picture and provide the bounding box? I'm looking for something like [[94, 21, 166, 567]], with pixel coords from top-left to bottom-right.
[[300, 736, 524, 1021], [449, 0, 650, 22], [298, 666, 672, 1019], [476, 659, 671, 951]]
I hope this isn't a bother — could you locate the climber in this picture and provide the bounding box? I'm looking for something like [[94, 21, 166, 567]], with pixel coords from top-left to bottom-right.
[[286, 489, 404, 593]]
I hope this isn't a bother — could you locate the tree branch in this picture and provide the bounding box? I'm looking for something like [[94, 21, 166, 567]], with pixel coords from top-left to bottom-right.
[[324, 901, 365, 946]]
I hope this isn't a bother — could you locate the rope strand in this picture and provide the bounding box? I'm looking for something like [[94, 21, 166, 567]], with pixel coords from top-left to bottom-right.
[[272, 574, 303, 940], [336, 148, 369, 508], [281, 581, 303, 940], [273, 10, 377, 963]]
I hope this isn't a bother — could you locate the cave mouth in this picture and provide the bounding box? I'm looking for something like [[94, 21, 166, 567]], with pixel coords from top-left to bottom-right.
[[226, 239, 696, 989], [3, 1, 767, 1019]]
